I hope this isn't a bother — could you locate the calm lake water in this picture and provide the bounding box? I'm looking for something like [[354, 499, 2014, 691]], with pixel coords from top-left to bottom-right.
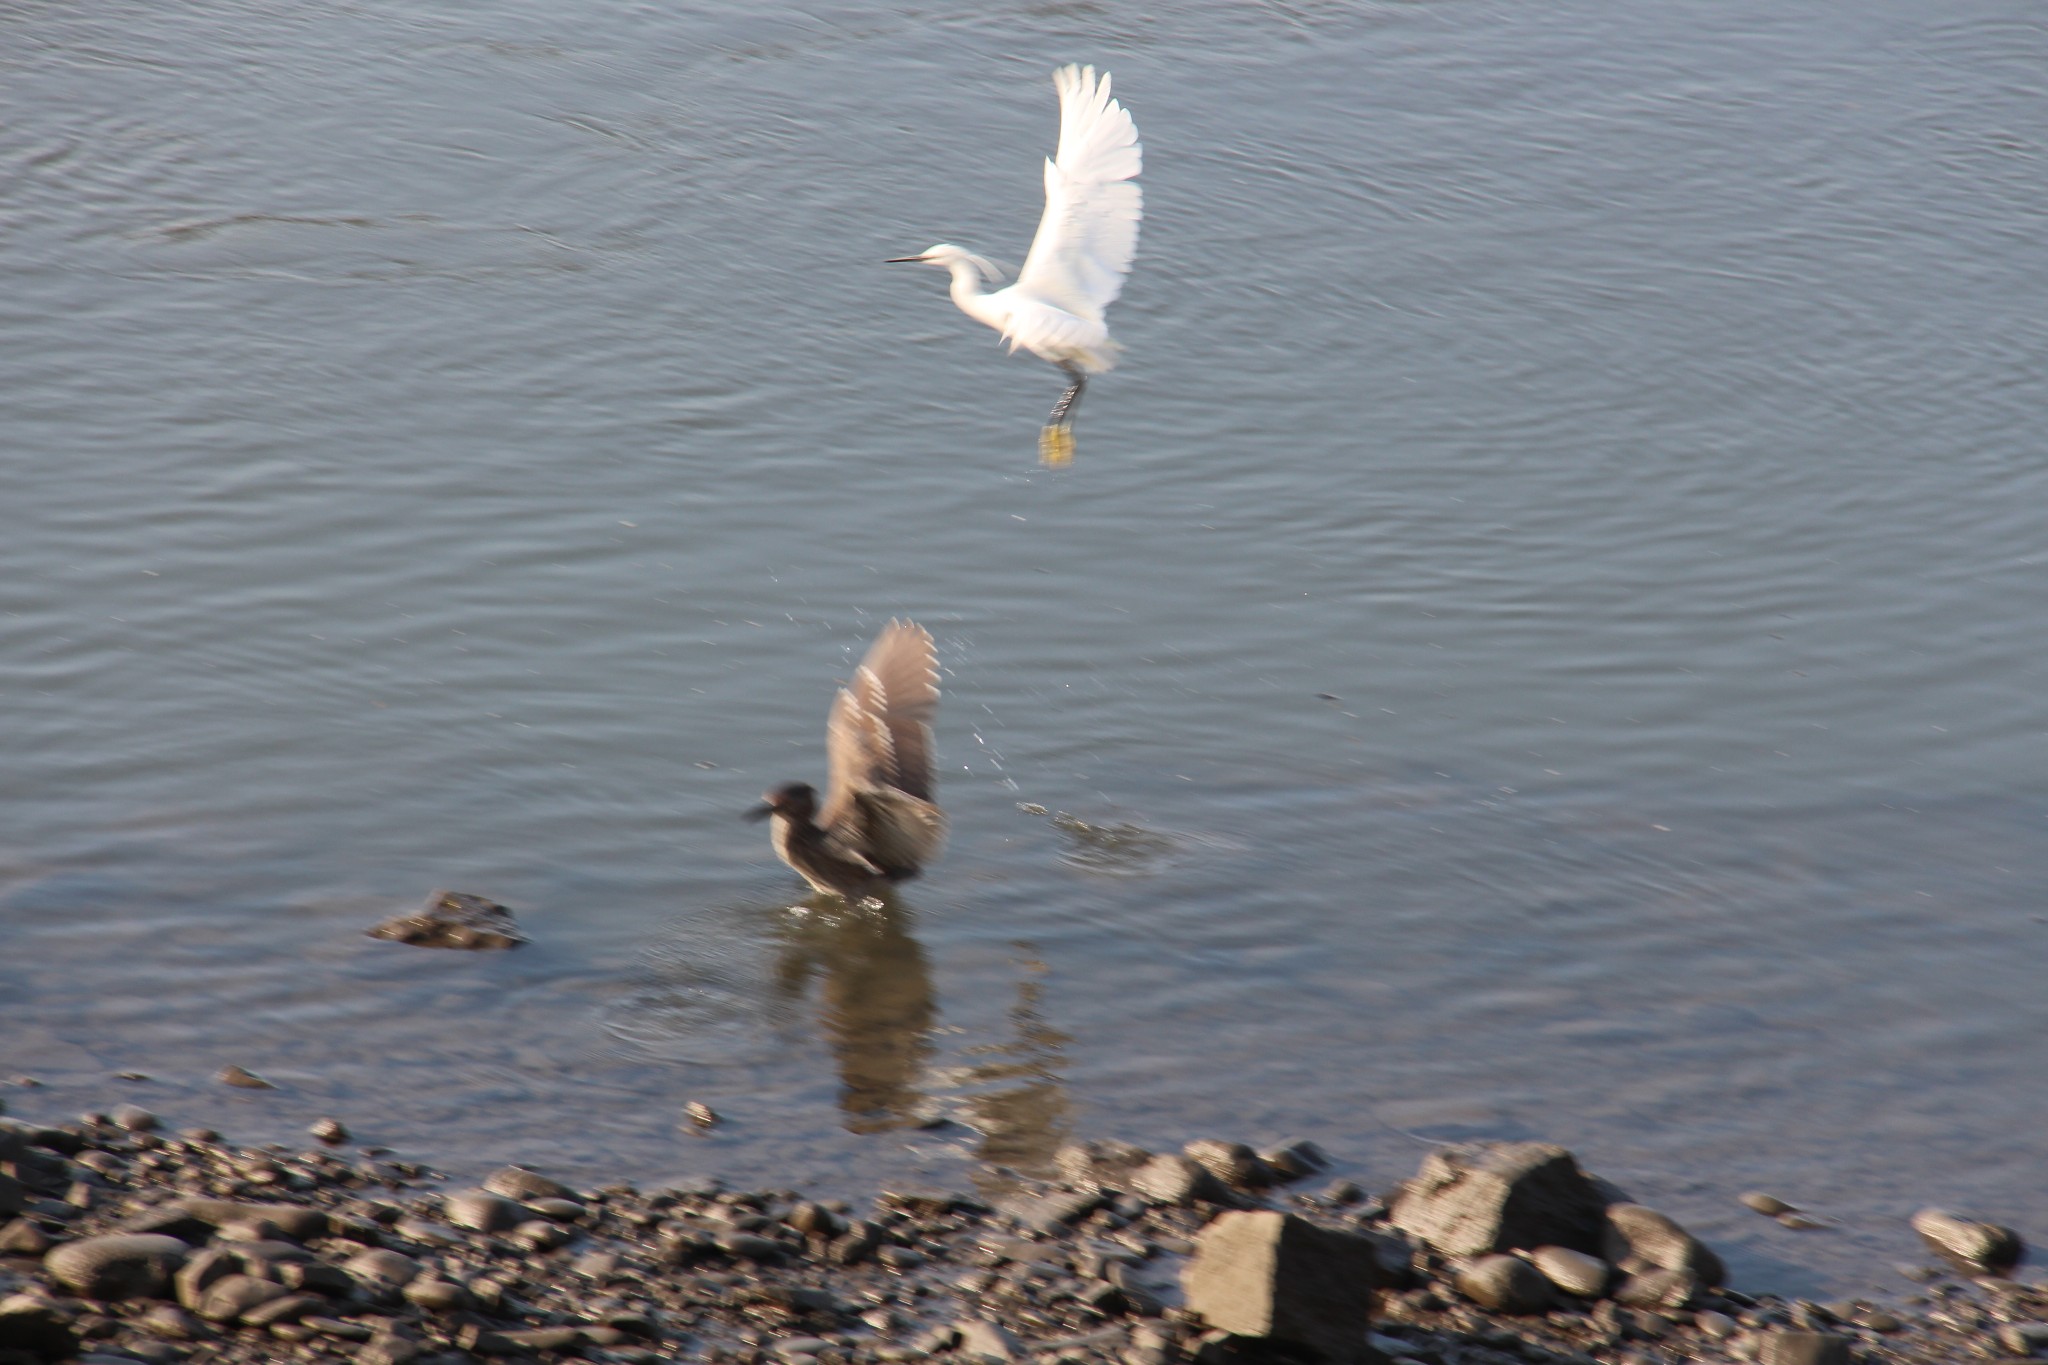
[[4, 0, 2046, 1298]]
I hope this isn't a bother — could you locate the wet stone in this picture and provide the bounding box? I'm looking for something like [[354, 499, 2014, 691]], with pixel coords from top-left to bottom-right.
[[242, 1291, 322, 1327], [138, 1303, 206, 1340], [958, 1317, 1023, 1361], [305, 1316, 375, 1342], [309, 1117, 350, 1146], [1757, 1330, 1852, 1365], [216, 1066, 275, 1090], [525, 1195, 586, 1222], [342, 1248, 422, 1299], [1182, 1210, 1393, 1364], [1740, 1192, 1794, 1217], [1390, 1143, 1609, 1259], [402, 1277, 470, 1312], [174, 1197, 329, 1241], [1183, 1141, 1267, 1188], [1130, 1155, 1229, 1208], [1002, 1189, 1107, 1236], [444, 1188, 524, 1233], [45, 1232, 190, 1300], [0, 1217, 50, 1255], [514, 1218, 570, 1251], [1530, 1245, 1608, 1297], [1996, 1323, 2048, 1355], [1696, 1310, 1738, 1339], [367, 888, 528, 950], [1911, 1208, 2026, 1276], [194, 1272, 289, 1322], [1455, 1255, 1553, 1315], [483, 1165, 577, 1202], [0, 1293, 79, 1361], [1057, 1140, 1155, 1194], [1602, 1204, 1725, 1287], [110, 1104, 158, 1133], [1257, 1140, 1331, 1184], [173, 1247, 237, 1310], [1614, 1268, 1700, 1311]]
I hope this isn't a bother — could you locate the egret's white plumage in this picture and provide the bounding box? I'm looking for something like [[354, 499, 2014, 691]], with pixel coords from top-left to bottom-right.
[[890, 65, 1142, 451]]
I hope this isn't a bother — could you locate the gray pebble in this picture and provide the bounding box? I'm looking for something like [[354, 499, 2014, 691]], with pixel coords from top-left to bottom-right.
[[1454, 1254, 1553, 1315], [45, 1232, 190, 1300], [1182, 1139, 1265, 1188], [194, 1272, 288, 1322], [1911, 1207, 2026, 1276], [401, 1276, 470, 1312], [304, 1316, 375, 1342], [1757, 1330, 1851, 1365], [1739, 1191, 1794, 1217], [0, 1218, 49, 1255], [524, 1196, 586, 1222], [1530, 1245, 1609, 1298], [137, 1304, 206, 1340], [719, 1230, 788, 1262], [958, 1317, 1022, 1362], [242, 1291, 321, 1326], [309, 1117, 349, 1145], [1696, 1310, 1738, 1339], [483, 1165, 577, 1202], [216, 1066, 274, 1090], [573, 1250, 620, 1280], [443, 1188, 524, 1233], [514, 1218, 570, 1251], [110, 1104, 158, 1132]]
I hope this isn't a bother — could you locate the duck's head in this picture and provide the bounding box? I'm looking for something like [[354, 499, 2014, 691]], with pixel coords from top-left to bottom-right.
[[747, 781, 819, 824]]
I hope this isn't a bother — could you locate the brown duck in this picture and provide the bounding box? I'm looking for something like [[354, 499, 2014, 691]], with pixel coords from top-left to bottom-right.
[[748, 620, 947, 900]]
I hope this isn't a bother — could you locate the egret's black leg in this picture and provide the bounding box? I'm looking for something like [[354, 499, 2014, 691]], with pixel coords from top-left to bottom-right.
[[1047, 363, 1087, 428]]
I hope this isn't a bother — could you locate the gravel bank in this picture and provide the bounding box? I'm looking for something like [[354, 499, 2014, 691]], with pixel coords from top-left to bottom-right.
[[0, 1098, 2040, 1365]]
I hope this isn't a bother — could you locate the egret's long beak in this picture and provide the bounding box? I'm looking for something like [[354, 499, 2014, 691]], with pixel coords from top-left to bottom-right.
[[744, 801, 776, 823], [885, 255, 932, 264]]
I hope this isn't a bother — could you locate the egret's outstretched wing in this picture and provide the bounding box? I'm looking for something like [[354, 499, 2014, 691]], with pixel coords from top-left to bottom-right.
[[1015, 65, 1142, 323]]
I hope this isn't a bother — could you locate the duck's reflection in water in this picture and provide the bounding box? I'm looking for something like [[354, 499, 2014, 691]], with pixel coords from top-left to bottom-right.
[[773, 897, 936, 1134], [771, 897, 1072, 1174]]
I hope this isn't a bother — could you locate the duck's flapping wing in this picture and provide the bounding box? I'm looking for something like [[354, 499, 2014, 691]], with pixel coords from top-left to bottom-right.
[[820, 620, 942, 844]]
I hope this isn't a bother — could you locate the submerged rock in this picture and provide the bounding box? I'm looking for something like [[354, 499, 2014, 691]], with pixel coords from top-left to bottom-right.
[[1910, 1208, 2025, 1276], [366, 890, 528, 950]]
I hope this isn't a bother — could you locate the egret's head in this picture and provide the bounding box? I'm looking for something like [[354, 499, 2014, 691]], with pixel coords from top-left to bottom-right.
[[886, 244, 1003, 283], [747, 781, 818, 824]]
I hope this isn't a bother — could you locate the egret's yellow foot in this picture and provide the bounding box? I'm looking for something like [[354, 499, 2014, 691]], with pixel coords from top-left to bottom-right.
[[1038, 423, 1075, 467]]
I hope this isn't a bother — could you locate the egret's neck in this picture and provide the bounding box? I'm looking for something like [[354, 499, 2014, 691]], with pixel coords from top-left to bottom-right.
[[945, 259, 1008, 334], [945, 257, 988, 307]]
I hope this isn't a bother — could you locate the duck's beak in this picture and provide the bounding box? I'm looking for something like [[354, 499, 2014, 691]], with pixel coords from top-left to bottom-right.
[[885, 255, 931, 264], [744, 801, 776, 823]]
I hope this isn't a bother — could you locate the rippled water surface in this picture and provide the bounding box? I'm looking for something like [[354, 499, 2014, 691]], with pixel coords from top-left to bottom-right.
[[5, 0, 2047, 1297]]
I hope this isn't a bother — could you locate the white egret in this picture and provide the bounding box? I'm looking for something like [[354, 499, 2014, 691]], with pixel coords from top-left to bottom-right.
[[747, 620, 946, 902], [889, 64, 1141, 465]]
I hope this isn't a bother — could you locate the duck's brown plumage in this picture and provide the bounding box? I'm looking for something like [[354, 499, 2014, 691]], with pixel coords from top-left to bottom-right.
[[756, 620, 946, 900]]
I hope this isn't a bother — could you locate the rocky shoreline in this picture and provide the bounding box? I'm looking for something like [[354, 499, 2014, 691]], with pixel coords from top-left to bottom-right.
[[1, 1096, 2041, 1365]]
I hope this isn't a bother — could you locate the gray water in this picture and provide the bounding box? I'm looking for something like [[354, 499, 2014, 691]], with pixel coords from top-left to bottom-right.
[[4, 0, 2047, 1299]]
